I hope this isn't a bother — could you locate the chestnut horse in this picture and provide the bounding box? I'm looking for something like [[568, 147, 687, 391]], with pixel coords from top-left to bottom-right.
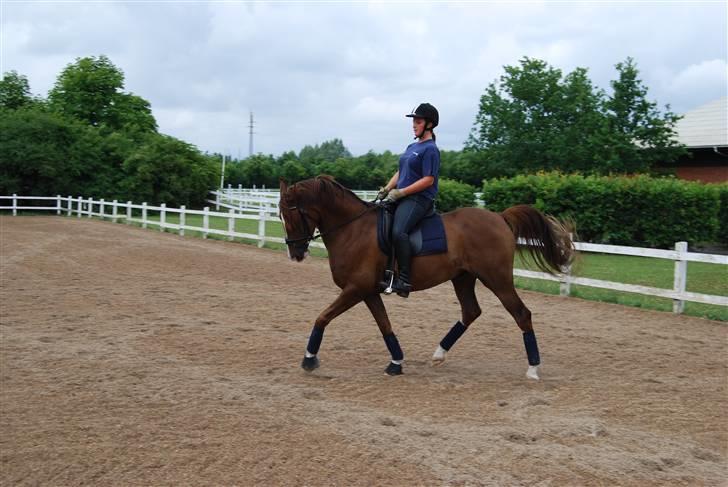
[[278, 176, 574, 379]]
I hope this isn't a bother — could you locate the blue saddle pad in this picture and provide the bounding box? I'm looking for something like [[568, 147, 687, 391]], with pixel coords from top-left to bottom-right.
[[377, 206, 448, 257]]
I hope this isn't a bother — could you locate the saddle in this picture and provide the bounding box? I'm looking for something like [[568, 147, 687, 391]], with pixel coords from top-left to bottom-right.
[[377, 204, 448, 256], [376, 202, 448, 294]]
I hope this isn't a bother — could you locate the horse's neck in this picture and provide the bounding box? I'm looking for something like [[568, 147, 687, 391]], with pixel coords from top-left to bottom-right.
[[318, 201, 374, 261], [316, 197, 366, 232]]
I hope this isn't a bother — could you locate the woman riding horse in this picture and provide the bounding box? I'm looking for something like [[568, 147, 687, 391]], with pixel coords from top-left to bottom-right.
[[377, 103, 441, 298]]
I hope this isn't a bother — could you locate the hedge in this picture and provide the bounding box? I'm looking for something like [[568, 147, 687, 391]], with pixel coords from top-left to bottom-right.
[[436, 178, 476, 213], [718, 185, 728, 244], [482, 172, 725, 248]]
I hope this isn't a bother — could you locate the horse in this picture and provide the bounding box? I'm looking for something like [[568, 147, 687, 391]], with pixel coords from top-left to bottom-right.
[[278, 175, 574, 379]]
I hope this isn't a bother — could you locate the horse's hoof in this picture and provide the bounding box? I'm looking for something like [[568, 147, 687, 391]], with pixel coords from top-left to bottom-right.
[[301, 356, 320, 371], [526, 365, 540, 380], [385, 362, 403, 376], [432, 346, 447, 366]]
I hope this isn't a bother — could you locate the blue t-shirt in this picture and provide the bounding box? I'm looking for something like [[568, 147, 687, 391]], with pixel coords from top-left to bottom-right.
[[397, 139, 440, 200]]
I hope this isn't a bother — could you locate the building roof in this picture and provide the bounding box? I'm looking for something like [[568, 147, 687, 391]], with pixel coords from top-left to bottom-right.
[[674, 97, 728, 148]]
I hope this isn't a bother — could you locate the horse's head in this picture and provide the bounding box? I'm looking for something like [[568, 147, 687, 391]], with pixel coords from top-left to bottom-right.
[[279, 178, 320, 262]]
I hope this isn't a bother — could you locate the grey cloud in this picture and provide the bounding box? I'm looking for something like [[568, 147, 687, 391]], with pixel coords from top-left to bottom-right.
[[2, 1, 725, 157]]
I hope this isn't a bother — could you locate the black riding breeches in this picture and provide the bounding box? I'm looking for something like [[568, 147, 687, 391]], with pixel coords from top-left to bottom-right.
[[392, 194, 432, 282], [392, 194, 432, 244]]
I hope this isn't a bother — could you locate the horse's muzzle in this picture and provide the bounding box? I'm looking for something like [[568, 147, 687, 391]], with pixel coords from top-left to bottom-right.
[[288, 243, 310, 262]]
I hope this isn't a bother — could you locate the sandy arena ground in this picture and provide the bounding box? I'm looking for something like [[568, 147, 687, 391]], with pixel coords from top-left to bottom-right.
[[1, 216, 726, 486]]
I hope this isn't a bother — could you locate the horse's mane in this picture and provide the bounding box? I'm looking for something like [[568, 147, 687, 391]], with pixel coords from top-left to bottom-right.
[[301, 175, 374, 208]]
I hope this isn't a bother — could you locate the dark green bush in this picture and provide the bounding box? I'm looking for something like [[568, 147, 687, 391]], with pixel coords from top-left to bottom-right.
[[436, 178, 476, 212], [717, 184, 728, 244], [482, 172, 723, 248]]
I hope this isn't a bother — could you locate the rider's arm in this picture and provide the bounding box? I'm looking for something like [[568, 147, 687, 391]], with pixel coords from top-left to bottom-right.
[[385, 171, 399, 191], [400, 176, 434, 196]]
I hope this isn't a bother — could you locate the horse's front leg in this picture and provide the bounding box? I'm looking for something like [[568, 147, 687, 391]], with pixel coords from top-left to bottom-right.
[[364, 294, 404, 376], [301, 287, 363, 371]]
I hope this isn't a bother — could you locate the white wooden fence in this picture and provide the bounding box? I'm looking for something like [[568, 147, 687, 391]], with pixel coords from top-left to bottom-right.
[[208, 185, 483, 211], [2, 194, 726, 314], [208, 185, 379, 215]]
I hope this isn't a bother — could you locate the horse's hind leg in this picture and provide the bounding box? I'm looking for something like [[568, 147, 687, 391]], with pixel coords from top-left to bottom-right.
[[485, 279, 541, 380], [432, 273, 481, 366], [364, 294, 405, 376]]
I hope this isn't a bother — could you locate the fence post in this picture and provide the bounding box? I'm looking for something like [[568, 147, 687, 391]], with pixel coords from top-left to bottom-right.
[[12, 194, 17, 216], [56, 195, 61, 215], [142, 202, 148, 229], [673, 241, 688, 314], [179, 206, 186, 236], [67, 196, 72, 216], [87, 197, 93, 218], [100, 199, 105, 220], [203, 207, 209, 239], [215, 191, 220, 211], [228, 209, 235, 241], [112, 200, 118, 223], [77, 197, 82, 218], [559, 263, 572, 297], [126, 201, 132, 224], [560, 233, 573, 297], [160, 203, 166, 232], [258, 209, 266, 248]]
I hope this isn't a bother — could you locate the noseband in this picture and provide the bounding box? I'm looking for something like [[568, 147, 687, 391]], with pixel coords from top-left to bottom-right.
[[283, 206, 319, 247]]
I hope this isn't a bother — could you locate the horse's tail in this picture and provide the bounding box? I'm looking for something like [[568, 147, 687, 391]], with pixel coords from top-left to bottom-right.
[[500, 205, 575, 275]]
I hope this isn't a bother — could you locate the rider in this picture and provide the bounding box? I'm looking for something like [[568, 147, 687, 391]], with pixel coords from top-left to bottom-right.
[[378, 103, 441, 298]]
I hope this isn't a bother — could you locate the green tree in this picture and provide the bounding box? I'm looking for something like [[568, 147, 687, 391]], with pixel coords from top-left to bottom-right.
[[281, 159, 308, 183], [0, 106, 107, 196], [599, 57, 686, 172], [466, 58, 568, 175], [121, 134, 217, 206], [440, 149, 487, 187], [299, 138, 352, 168], [48, 55, 157, 133], [466, 57, 685, 176], [227, 154, 279, 188], [108, 93, 157, 134], [0, 71, 35, 110]]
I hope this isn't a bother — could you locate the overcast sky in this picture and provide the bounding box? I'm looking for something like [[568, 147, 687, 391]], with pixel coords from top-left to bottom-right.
[[2, 1, 726, 158]]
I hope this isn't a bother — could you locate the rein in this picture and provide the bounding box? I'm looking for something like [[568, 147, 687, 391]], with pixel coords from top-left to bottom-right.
[[283, 202, 379, 245]]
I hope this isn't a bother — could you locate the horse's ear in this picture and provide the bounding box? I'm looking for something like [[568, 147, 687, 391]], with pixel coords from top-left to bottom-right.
[[279, 177, 288, 193]]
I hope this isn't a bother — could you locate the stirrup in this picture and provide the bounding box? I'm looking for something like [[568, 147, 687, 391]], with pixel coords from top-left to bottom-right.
[[380, 270, 395, 295]]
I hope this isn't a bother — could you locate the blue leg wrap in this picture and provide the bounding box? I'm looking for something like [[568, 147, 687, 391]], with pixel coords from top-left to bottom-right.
[[440, 321, 468, 351], [523, 330, 540, 366], [307, 326, 325, 355], [383, 333, 404, 361]]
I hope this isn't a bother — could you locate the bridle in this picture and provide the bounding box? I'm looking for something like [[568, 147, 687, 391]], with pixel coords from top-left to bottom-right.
[[281, 202, 379, 248], [282, 205, 318, 250]]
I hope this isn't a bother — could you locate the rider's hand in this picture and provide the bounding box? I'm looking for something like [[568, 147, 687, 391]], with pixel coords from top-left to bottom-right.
[[376, 186, 390, 201], [383, 188, 405, 203]]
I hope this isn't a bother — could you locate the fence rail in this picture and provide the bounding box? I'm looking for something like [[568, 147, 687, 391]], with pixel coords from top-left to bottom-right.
[[2, 194, 726, 313], [209, 186, 380, 214]]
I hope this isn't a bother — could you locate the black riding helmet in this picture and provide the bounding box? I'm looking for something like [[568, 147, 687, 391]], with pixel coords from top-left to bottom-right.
[[406, 103, 439, 139]]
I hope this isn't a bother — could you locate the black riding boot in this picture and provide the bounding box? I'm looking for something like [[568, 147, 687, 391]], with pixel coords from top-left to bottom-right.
[[393, 235, 413, 298]]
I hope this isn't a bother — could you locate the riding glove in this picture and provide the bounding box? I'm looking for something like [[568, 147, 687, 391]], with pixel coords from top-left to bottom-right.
[[384, 188, 405, 203], [376, 187, 390, 201]]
